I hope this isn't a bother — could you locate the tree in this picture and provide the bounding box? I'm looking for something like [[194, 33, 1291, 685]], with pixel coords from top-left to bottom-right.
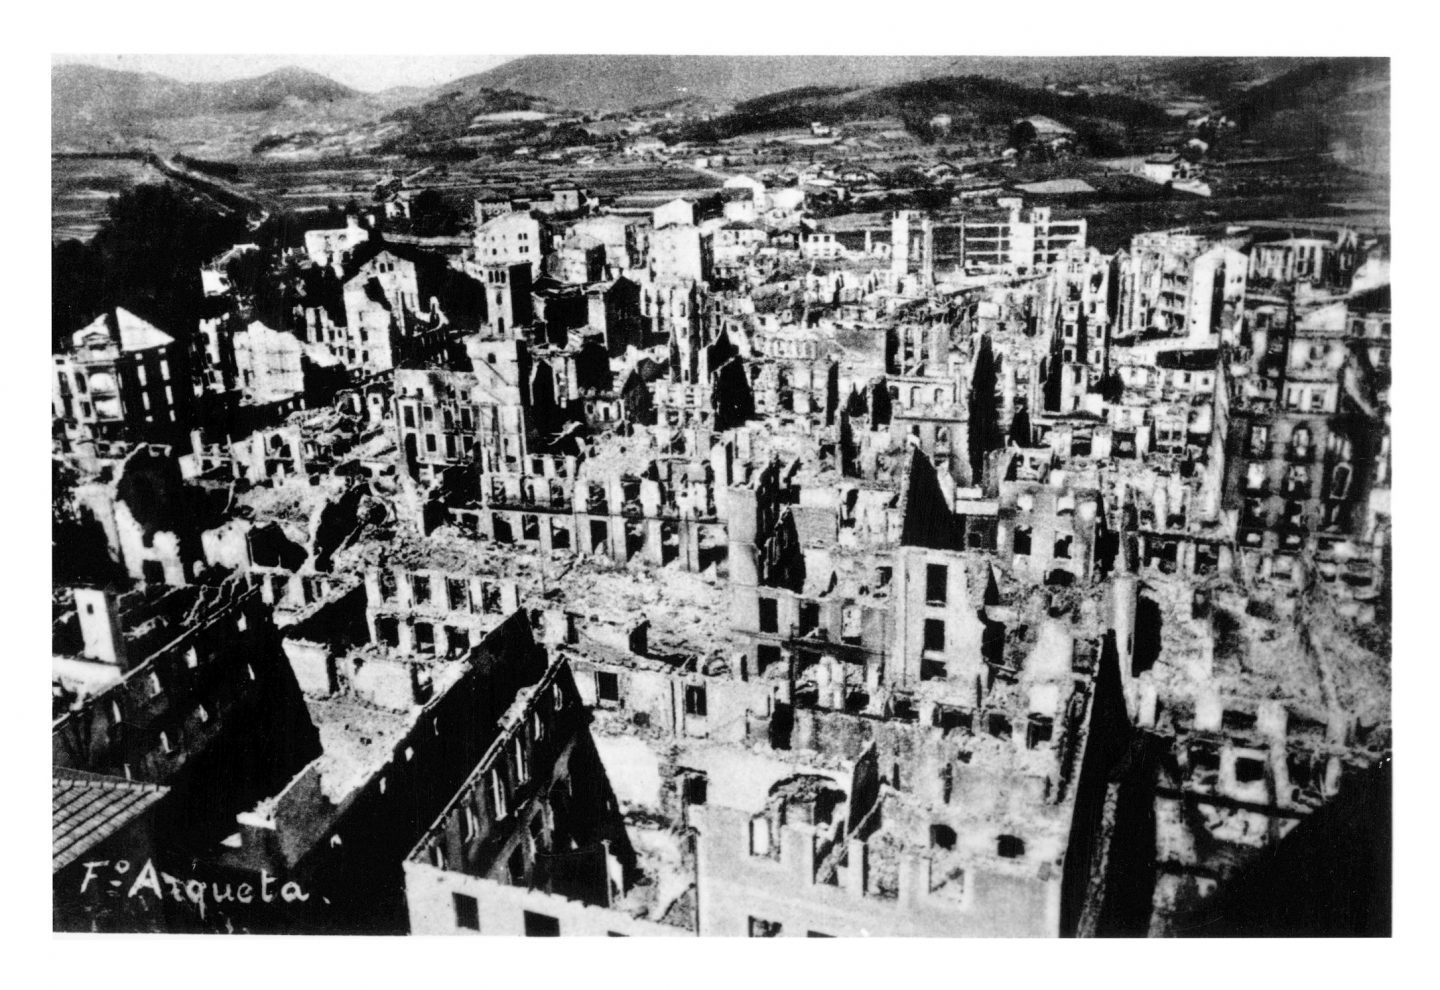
[[52, 461, 120, 586], [409, 189, 461, 237], [967, 335, 1003, 481], [52, 239, 106, 352], [1009, 119, 1038, 150], [55, 183, 249, 350], [1009, 408, 1032, 448]]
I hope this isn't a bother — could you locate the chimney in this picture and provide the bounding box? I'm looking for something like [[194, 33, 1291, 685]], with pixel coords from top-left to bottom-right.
[[74, 587, 128, 669]]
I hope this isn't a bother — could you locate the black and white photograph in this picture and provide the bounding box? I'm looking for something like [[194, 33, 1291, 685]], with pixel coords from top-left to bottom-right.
[[44, 34, 1400, 953]]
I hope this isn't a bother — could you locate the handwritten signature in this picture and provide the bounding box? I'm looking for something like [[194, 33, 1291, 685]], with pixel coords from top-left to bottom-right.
[[79, 859, 312, 919]]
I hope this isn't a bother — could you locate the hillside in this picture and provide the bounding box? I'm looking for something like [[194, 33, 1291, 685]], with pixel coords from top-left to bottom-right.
[[51, 56, 1377, 162], [680, 74, 1176, 154], [449, 55, 1317, 112], [454, 55, 961, 111], [52, 64, 392, 156], [377, 78, 558, 149], [199, 65, 359, 113], [1222, 58, 1389, 172]]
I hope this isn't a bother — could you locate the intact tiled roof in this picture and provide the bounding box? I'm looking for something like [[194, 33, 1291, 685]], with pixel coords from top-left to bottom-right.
[[53, 770, 169, 872]]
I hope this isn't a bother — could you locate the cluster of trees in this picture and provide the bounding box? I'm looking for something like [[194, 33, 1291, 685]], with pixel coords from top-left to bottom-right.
[[52, 460, 121, 587], [52, 183, 249, 351]]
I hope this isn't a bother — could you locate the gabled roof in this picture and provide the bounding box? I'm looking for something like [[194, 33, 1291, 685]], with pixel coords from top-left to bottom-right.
[[477, 210, 542, 235], [1348, 284, 1391, 312], [73, 308, 174, 353], [53, 769, 169, 872], [340, 237, 445, 284]]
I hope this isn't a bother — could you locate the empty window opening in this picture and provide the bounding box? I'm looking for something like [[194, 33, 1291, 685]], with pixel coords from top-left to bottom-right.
[[376, 616, 400, 648], [1026, 715, 1054, 749], [1235, 757, 1266, 784], [934, 705, 972, 732], [684, 684, 708, 717], [757, 645, 782, 679], [926, 563, 948, 605], [924, 619, 946, 652], [997, 834, 1026, 858], [453, 893, 479, 931], [930, 824, 957, 850], [596, 670, 620, 704], [759, 597, 778, 633], [523, 911, 559, 937], [798, 601, 820, 635], [1014, 527, 1032, 556], [682, 773, 708, 806], [551, 521, 571, 550], [1189, 742, 1221, 781], [748, 916, 782, 938]]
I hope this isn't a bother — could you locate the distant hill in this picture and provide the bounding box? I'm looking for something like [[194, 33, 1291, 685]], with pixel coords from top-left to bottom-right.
[[199, 65, 359, 112], [54, 64, 357, 127], [52, 64, 385, 155], [679, 74, 1175, 154], [454, 55, 961, 111], [378, 77, 558, 148], [450, 55, 1317, 112], [51, 56, 1377, 162], [1222, 58, 1389, 172]]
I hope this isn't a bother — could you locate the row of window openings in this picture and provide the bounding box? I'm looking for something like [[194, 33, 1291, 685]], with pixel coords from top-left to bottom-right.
[[378, 574, 504, 612], [109, 657, 254, 734], [452, 695, 561, 836], [374, 619, 469, 654], [934, 704, 1053, 747], [402, 404, 481, 432], [748, 822, 1023, 862], [420, 433, 472, 458], [594, 670, 707, 718], [456, 898, 591, 937]]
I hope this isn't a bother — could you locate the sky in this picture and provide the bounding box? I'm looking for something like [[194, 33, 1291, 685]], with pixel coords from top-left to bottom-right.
[[51, 54, 519, 92]]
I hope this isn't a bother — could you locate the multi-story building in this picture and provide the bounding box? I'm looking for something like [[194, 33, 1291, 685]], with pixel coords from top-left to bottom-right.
[[647, 224, 714, 285], [53, 308, 195, 447], [962, 206, 1087, 273], [475, 211, 545, 281]]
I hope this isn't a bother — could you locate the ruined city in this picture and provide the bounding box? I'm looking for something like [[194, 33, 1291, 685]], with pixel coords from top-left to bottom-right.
[[51, 53, 1391, 938]]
